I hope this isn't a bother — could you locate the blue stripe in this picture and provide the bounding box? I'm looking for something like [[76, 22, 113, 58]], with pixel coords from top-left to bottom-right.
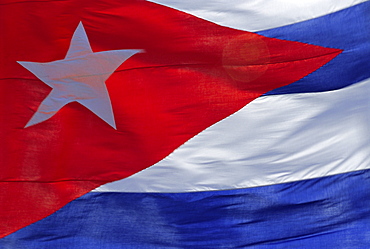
[[2, 169, 370, 248], [259, 2, 370, 95]]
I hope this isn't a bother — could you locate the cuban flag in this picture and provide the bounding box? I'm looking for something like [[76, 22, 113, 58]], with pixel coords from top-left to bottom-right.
[[0, 0, 369, 247]]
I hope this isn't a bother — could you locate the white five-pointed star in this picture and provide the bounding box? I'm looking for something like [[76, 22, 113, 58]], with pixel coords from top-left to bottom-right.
[[18, 22, 143, 129]]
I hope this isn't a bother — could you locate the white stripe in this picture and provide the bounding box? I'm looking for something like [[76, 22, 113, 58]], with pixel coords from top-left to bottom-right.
[[94, 78, 370, 193], [146, 0, 367, 31]]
